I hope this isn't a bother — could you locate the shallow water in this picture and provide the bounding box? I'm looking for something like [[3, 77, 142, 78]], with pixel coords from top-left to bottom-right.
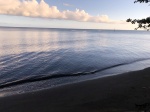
[[0, 27, 150, 96]]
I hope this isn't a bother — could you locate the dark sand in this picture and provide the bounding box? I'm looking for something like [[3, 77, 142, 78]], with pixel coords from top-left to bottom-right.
[[1, 68, 150, 112]]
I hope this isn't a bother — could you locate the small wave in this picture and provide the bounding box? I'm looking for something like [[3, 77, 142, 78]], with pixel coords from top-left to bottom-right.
[[0, 57, 150, 89]]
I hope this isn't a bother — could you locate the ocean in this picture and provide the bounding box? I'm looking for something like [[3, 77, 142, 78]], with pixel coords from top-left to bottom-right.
[[0, 27, 150, 96]]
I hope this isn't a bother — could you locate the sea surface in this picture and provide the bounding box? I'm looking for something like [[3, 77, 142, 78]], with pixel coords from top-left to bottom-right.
[[0, 27, 150, 96]]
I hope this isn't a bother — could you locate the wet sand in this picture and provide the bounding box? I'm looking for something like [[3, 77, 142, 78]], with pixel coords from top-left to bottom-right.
[[0, 68, 150, 112]]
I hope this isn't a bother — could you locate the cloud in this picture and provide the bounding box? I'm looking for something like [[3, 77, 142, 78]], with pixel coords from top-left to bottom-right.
[[0, 0, 124, 24]]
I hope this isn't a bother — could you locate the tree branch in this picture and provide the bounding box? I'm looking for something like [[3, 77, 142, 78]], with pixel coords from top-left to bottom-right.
[[127, 0, 150, 30], [134, 0, 150, 3]]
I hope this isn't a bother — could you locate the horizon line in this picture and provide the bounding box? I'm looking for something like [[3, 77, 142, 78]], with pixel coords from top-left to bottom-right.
[[0, 26, 135, 31]]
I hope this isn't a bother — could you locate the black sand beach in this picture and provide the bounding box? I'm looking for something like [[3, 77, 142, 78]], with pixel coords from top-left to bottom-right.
[[0, 68, 150, 112]]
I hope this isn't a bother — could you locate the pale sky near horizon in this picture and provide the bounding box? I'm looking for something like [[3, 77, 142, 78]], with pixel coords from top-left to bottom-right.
[[0, 0, 149, 30]]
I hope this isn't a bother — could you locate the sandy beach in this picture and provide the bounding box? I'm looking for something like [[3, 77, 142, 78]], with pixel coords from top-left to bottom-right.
[[0, 68, 150, 112]]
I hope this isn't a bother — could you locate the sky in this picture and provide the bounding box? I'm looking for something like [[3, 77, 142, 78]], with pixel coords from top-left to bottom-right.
[[0, 0, 149, 30]]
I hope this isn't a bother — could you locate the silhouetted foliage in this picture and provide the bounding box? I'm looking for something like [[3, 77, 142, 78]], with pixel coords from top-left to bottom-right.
[[134, 0, 150, 3], [127, 0, 150, 30]]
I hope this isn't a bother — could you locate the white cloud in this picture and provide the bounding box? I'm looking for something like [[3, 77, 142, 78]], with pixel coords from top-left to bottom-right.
[[0, 0, 125, 24]]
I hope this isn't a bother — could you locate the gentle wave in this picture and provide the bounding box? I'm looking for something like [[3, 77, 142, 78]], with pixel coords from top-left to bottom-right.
[[1, 57, 150, 89]]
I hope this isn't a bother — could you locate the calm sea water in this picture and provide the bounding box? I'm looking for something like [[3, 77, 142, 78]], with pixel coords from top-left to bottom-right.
[[0, 27, 150, 96]]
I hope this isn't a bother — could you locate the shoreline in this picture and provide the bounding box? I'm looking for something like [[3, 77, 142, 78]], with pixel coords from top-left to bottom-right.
[[0, 68, 150, 112]]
